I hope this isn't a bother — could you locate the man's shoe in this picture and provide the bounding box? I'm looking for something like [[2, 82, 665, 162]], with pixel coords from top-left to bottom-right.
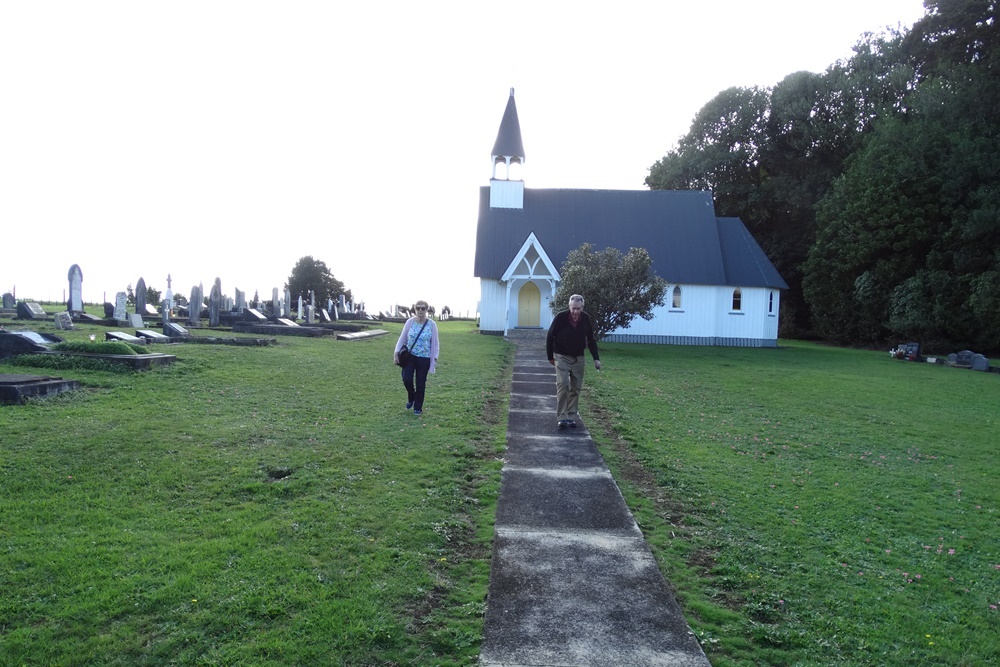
[[568, 420, 577, 427], [406, 401, 414, 410], [414, 409, 423, 416], [557, 420, 568, 428]]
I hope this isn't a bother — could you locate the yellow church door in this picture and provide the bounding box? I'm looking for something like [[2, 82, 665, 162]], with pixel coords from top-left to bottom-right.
[[518, 282, 541, 327]]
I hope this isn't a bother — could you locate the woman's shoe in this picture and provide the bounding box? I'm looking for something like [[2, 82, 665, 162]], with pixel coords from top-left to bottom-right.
[[406, 401, 414, 410]]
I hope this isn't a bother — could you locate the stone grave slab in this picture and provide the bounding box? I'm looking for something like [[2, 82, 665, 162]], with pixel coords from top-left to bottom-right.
[[129, 313, 144, 328], [106, 331, 145, 343], [164, 322, 190, 337], [136, 329, 171, 342], [276, 318, 300, 327], [16, 302, 46, 320], [0, 331, 63, 357], [244, 308, 267, 322], [337, 329, 389, 341], [0, 373, 81, 404], [54, 312, 75, 330]]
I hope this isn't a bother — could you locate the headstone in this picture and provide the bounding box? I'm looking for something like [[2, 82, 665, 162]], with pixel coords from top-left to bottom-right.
[[904, 342, 920, 361], [164, 322, 190, 337], [136, 329, 171, 342], [2, 292, 14, 309], [272, 288, 280, 317], [306, 305, 315, 324], [135, 278, 147, 315], [16, 302, 46, 320], [244, 308, 267, 322], [972, 354, 990, 372], [209, 279, 222, 327], [319, 309, 331, 323], [104, 302, 115, 317], [276, 318, 300, 327], [54, 312, 75, 330], [235, 289, 245, 312], [950, 350, 975, 368], [161, 303, 170, 326], [114, 292, 128, 321], [339, 294, 346, 312], [283, 290, 291, 318], [67, 264, 84, 313], [310, 290, 315, 308], [129, 313, 144, 328], [188, 286, 201, 325], [106, 331, 144, 343], [297, 295, 303, 321]]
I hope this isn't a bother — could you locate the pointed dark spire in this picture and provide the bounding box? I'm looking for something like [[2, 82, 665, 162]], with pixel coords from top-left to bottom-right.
[[491, 88, 525, 162]]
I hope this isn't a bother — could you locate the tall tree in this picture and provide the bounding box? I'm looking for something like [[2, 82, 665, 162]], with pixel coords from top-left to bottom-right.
[[285, 256, 349, 306], [551, 244, 666, 340]]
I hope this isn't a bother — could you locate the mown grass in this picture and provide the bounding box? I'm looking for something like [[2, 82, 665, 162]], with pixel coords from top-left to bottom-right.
[[4, 319, 997, 666], [585, 340, 999, 666], [1, 320, 512, 666]]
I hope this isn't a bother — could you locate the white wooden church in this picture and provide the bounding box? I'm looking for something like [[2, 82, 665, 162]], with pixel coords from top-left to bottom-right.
[[474, 89, 788, 347]]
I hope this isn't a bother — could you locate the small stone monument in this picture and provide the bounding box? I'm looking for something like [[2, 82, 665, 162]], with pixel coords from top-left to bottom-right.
[[67, 264, 84, 313], [2, 292, 14, 309], [209, 278, 222, 327], [189, 285, 201, 325], [283, 290, 291, 318], [135, 278, 147, 315], [54, 312, 75, 330], [164, 274, 173, 312]]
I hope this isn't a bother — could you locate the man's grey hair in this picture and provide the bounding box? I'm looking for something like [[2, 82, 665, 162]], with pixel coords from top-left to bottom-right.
[[568, 294, 585, 306]]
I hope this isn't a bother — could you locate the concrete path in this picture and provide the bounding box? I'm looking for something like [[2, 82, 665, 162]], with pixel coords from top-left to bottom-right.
[[479, 342, 711, 667]]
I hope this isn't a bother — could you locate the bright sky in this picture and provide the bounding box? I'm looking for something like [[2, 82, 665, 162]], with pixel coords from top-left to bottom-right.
[[1, 1, 926, 315]]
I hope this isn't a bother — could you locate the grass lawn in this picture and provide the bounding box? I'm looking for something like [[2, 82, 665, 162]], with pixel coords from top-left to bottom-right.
[[1, 319, 512, 666], [585, 340, 999, 666], [2, 316, 997, 666]]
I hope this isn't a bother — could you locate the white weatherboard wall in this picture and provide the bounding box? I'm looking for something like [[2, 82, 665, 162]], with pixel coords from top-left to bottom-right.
[[604, 285, 779, 346], [479, 281, 507, 332]]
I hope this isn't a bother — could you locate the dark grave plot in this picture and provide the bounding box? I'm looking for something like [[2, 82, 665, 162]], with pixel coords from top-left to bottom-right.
[[0, 330, 64, 358], [0, 373, 81, 404], [106, 331, 146, 343], [16, 302, 47, 320]]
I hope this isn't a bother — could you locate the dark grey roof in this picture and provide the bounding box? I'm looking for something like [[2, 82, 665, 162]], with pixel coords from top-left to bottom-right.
[[473, 188, 788, 290], [491, 90, 525, 160]]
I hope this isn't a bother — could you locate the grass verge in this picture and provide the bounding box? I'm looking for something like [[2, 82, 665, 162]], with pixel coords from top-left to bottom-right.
[[585, 340, 998, 666]]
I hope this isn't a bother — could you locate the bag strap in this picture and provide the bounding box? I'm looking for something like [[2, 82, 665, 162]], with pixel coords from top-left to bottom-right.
[[409, 319, 429, 347]]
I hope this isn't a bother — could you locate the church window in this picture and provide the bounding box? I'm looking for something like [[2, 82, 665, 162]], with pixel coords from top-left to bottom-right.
[[732, 288, 742, 311], [672, 285, 682, 308]]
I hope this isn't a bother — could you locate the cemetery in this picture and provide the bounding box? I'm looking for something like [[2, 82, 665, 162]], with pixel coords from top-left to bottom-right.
[[1, 267, 996, 665]]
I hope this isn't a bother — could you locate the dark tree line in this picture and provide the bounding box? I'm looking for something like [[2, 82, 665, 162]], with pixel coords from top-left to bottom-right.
[[646, 0, 999, 352]]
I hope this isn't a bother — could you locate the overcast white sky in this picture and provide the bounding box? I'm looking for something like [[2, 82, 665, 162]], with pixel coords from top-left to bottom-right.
[[1, 1, 926, 314]]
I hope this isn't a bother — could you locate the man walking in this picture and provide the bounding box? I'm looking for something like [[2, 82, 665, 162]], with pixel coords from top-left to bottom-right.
[[546, 294, 601, 428]]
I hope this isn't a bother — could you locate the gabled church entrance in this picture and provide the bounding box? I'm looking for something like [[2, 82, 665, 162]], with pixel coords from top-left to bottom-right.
[[517, 281, 541, 327]]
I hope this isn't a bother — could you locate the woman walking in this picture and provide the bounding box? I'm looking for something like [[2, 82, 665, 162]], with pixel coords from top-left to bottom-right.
[[393, 300, 440, 416]]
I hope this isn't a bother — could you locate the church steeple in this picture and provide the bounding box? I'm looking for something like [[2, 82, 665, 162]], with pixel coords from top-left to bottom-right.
[[490, 88, 525, 209]]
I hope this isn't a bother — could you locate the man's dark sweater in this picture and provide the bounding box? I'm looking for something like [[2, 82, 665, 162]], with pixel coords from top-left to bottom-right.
[[546, 310, 601, 361]]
